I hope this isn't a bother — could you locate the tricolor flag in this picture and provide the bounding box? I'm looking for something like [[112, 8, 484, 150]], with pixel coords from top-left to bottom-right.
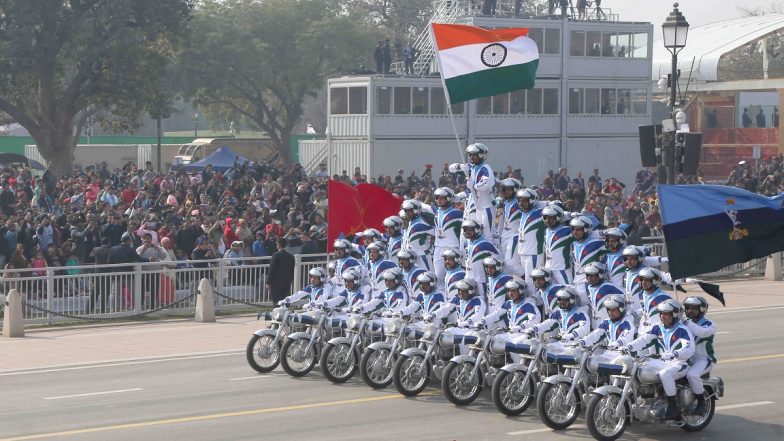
[[658, 184, 784, 279], [431, 23, 539, 105]]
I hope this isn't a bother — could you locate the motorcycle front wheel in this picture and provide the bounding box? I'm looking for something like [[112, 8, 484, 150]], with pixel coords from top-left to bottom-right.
[[360, 347, 394, 389], [442, 361, 482, 406], [492, 369, 535, 416], [320, 342, 358, 384], [393, 354, 430, 396], [246, 334, 281, 373], [681, 394, 716, 432], [586, 392, 627, 441], [537, 380, 581, 430], [281, 337, 317, 377]]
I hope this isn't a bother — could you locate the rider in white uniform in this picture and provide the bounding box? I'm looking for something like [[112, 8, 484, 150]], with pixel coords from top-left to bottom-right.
[[542, 205, 574, 285], [682, 296, 717, 415], [578, 294, 636, 363], [495, 178, 523, 274], [516, 188, 548, 287], [441, 248, 467, 302], [383, 216, 405, 265], [432, 187, 464, 287], [402, 199, 435, 272], [530, 286, 591, 353], [449, 143, 495, 235], [461, 219, 500, 299], [483, 254, 513, 312], [442, 279, 488, 355]]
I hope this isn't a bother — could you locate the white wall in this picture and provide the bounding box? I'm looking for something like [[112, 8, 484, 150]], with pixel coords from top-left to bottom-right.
[[563, 137, 641, 187]]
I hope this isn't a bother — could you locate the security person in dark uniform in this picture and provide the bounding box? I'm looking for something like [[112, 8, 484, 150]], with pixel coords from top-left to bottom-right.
[[107, 232, 149, 309]]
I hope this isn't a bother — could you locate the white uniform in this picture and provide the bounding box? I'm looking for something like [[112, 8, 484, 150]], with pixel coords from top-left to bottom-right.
[[403, 215, 435, 272], [516, 202, 548, 288], [627, 322, 695, 396], [684, 317, 717, 395], [433, 206, 463, 285], [442, 295, 487, 355], [458, 162, 495, 234], [495, 198, 523, 274], [544, 225, 574, 285], [463, 235, 500, 298]]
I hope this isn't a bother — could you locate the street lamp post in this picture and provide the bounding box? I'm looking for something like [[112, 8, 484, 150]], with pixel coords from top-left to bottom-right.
[[662, 3, 689, 184], [193, 112, 199, 138]]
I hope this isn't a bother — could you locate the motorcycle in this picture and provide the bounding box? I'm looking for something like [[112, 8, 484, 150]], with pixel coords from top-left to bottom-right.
[[392, 318, 458, 396], [280, 304, 343, 377], [359, 313, 414, 389], [320, 308, 379, 383], [491, 332, 558, 416], [246, 304, 296, 373], [441, 326, 508, 406], [584, 353, 724, 441], [536, 341, 607, 429]]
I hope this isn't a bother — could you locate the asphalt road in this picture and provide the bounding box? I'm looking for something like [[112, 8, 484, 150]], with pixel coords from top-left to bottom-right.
[[1, 305, 783, 441]]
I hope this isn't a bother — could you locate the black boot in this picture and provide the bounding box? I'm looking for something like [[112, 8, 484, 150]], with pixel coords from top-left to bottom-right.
[[665, 395, 679, 420], [693, 393, 707, 415]]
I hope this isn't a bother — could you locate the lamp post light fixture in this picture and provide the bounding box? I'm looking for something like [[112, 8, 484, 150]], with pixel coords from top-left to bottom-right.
[[661, 3, 689, 184]]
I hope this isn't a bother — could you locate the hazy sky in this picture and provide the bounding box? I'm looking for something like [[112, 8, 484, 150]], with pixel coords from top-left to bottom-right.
[[610, 0, 781, 28]]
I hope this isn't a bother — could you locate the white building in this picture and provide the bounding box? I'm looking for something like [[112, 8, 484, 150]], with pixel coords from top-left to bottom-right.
[[300, 2, 653, 187]]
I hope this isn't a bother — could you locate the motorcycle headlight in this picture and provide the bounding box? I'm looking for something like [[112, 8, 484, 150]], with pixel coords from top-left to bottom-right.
[[385, 318, 401, 335], [471, 330, 484, 346], [423, 324, 438, 340], [347, 315, 362, 331], [271, 307, 285, 322]]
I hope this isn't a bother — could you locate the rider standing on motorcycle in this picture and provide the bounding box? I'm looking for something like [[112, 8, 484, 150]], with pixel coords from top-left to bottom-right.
[[396, 248, 425, 297], [279, 267, 335, 307], [494, 178, 523, 274], [683, 296, 717, 415], [441, 248, 467, 302], [449, 143, 496, 235], [462, 219, 500, 299], [569, 215, 605, 292], [542, 205, 574, 286], [516, 188, 547, 286], [583, 262, 625, 328], [530, 286, 590, 344], [625, 299, 695, 420], [402, 199, 435, 271], [622, 245, 670, 322], [578, 294, 636, 354], [443, 279, 487, 355], [400, 271, 452, 329], [383, 216, 405, 265], [433, 187, 464, 287], [483, 254, 513, 312], [530, 267, 565, 317]]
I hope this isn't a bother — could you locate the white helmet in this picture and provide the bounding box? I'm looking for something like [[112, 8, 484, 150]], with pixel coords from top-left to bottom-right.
[[461, 219, 482, 234], [683, 296, 709, 316], [529, 267, 552, 283], [455, 278, 477, 295], [541, 204, 564, 221], [504, 276, 528, 295], [482, 254, 504, 273], [604, 227, 627, 249], [465, 143, 488, 160], [398, 209, 408, 220], [569, 216, 594, 235], [333, 238, 352, 250], [603, 294, 627, 316], [499, 178, 522, 192], [441, 248, 462, 266], [555, 286, 578, 310], [361, 228, 382, 240], [621, 245, 644, 260], [366, 240, 386, 254], [384, 215, 403, 231], [657, 299, 683, 320], [637, 267, 662, 288], [396, 248, 415, 261], [381, 267, 403, 282], [327, 261, 337, 272], [583, 262, 607, 277], [434, 187, 455, 202], [401, 199, 422, 216], [416, 271, 437, 285], [341, 267, 361, 282], [516, 188, 538, 201], [308, 267, 328, 284]]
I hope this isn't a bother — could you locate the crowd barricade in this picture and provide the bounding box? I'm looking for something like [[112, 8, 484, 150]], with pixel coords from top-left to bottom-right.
[[0, 253, 329, 325]]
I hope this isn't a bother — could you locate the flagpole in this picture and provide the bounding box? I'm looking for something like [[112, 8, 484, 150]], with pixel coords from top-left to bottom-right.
[[429, 23, 465, 163], [447, 104, 466, 163]]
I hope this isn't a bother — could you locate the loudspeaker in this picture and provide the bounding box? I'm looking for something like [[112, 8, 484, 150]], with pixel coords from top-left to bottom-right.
[[681, 132, 702, 175], [638, 125, 659, 167]]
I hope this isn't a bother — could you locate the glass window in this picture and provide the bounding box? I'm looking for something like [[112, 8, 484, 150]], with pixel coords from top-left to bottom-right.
[[543, 88, 559, 114], [545, 29, 560, 54], [632, 89, 647, 114], [632, 32, 649, 58], [394, 87, 411, 114], [586, 31, 602, 57], [510, 90, 525, 114], [617, 89, 631, 114], [476, 96, 492, 114], [601, 88, 616, 114], [585, 88, 600, 114], [614, 33, 631, 58], [348, 87, 367, 114], [570, 31, 585, 56], [601, 32, 614, 57], [493, 93, 509, 114], [451, 101, 464, 114], [528, 28, 544, 53], [430, 87, 446, 114], [377, 87, 391, 114], [412, 87, 428, 114], [330, 87, 348, 115], [526, 89, 542, 114], [569, 88, 584, 114]]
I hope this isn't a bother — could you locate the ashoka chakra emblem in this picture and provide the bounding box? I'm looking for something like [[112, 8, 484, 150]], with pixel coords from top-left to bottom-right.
[[481, 43, 507, 67]]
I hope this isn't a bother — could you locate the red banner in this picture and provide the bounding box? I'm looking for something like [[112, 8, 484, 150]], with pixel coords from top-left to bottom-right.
[[327, 180, 402, 252]]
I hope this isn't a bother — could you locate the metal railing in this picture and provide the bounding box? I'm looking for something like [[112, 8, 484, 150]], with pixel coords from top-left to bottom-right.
[[1, 253, 329, 326]]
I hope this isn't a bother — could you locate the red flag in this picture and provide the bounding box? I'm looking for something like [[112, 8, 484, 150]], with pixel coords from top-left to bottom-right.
[[327, 180, 402, 252]]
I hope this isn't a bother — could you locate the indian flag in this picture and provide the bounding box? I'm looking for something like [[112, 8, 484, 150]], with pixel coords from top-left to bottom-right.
[[431, 23, 539, 105]]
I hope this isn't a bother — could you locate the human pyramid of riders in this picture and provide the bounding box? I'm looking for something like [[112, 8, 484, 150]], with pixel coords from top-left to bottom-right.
[[248, 143, 723, 440]]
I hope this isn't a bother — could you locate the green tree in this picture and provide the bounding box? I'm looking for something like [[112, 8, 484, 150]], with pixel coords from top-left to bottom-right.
[[0, 0, 192, 175], [180, 0, 375, 164]]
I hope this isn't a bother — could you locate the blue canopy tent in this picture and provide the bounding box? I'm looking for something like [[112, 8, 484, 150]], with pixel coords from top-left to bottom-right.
[[178, 145, 254, 172]]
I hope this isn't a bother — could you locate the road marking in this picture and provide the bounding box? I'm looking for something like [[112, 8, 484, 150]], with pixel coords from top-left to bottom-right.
[[507, 425, 585, 436], [722, 353, 784, 364], [0, 351, 244, 377], [228, 376, 275, 381], [44, 388, 143, 401], [1, 392, 436, 440], [716, 331, 731, 335], [712, 305, 784, 315], [716, 401, 775, 411]]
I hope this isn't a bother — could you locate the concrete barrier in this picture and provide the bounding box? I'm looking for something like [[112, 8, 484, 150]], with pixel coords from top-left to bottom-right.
[[2, 289, 25, 337], [195, 279, 216, 323], [765, 252, 783, 281]]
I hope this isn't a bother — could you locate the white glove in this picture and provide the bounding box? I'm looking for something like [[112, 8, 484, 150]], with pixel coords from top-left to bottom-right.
[[661, 352, 676, 361], [457, 320, 469, 328], [529, 326, 539, 335], [577, 340, 587, 348], [425, 312, 436, 321], [561, 333, 575, 341], [510, 325, 523, 333], [277, 300, 288, 306], [449, 163, 468, 174], [684, 277, 697, 283], [303, 302, 313, 309], [607, 341, 620, 350], [382, 310, 393, 317]]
